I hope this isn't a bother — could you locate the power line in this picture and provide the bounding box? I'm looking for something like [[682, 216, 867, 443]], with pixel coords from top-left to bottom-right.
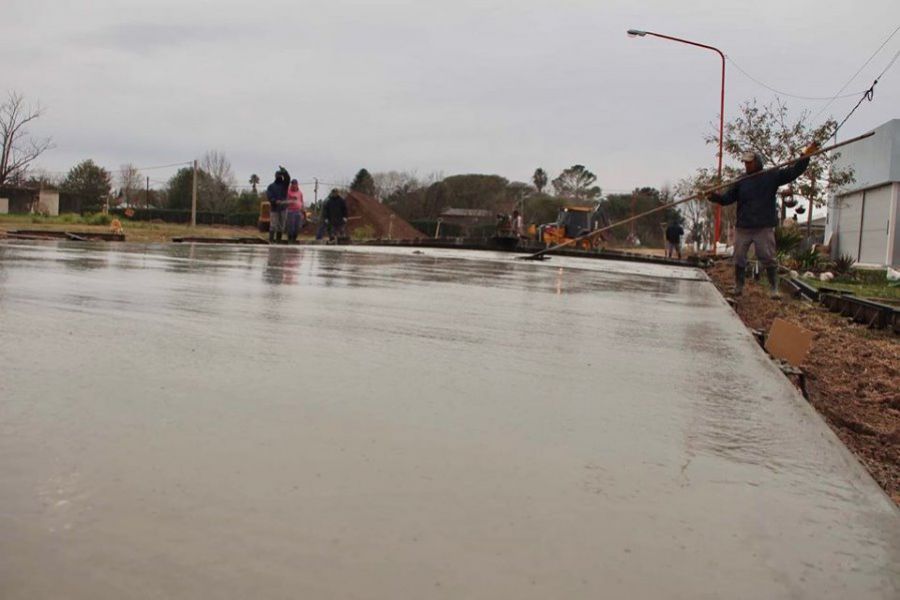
[[131, 161, 193, 171], [725, 55, 866, 101], [828, 46, 900, 140], [811, 24, 900, 124]]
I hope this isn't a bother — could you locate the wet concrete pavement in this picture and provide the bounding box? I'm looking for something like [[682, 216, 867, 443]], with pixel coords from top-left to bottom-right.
[[1, 241, 898, 599]]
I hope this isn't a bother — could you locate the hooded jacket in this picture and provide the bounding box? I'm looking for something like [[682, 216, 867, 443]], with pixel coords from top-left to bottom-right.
[[323, 193, 348, 225], [708, 156, 810, 229], [266, 169, 291, 212]]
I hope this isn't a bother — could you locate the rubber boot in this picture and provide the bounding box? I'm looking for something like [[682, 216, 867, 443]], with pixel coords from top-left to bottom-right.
[[269, 230, 275, 244], [733, 266, 745, 296], [276, 231, 283, 244], [766, 266, 781, 299]]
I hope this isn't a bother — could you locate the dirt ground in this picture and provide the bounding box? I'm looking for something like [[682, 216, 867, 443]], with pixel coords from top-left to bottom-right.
[[707, 260, 900, 505], [0, 219, 266, 243]]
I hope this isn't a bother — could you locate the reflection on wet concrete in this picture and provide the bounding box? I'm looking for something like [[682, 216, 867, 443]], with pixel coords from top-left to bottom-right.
[[0, 240, 898, 600]]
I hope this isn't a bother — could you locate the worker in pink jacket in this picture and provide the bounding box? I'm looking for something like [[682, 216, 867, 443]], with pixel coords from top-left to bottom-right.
[[286, 179, 305, 243]]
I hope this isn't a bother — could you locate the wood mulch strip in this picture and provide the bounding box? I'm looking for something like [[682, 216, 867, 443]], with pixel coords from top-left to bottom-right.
[[707, 260, 900, 505]]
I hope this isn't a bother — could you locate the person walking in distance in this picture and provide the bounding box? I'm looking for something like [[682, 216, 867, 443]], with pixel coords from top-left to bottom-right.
[[707, 144, 816, 298]]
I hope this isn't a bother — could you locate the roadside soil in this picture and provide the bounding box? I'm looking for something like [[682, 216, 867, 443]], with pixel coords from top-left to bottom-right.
[[707, 260, 900, 505]]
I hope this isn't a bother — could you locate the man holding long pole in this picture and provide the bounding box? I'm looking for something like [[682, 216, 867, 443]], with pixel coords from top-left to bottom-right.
[[706, 143, 817, 298]]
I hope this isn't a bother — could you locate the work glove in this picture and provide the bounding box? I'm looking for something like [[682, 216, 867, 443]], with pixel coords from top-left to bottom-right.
[[802, 142, 819, 157]]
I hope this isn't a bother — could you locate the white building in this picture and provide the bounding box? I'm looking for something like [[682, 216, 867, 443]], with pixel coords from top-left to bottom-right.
[[828, 119, 900, 267]]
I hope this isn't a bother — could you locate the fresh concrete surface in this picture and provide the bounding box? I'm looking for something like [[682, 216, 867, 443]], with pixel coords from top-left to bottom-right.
[[1, 241, 897, 599]]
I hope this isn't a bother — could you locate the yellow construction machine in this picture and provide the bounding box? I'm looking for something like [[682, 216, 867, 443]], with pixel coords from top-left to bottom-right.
[[539, 206, 606, 250]]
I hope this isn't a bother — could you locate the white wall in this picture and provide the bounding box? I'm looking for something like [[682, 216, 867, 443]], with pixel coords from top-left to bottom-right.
[[833, 120, 900, 193], [37, 190, 59, 216], [836, 191, 863, 260], [859, 186, 892, 264], [0, 198, 8, 214], [832, 119, 900, 267], [892, 183, 900, 268]]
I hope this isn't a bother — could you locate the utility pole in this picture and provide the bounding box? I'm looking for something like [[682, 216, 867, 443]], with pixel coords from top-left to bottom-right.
[[191, 159, 198, 227], [630, 191, 637, 238], [806, 176, 816, 242], [314, 177, 319, 205], [145, 176, 150, 209]]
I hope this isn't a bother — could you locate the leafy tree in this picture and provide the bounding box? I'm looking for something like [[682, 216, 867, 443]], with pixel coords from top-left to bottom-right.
[[166, 167, 207, 210], [0, 91, 54, 186], [249, 173, 260, 194], [552, 165, 601, 202], [61, 159, 112, 212], [706, 98, 854, 211], [350, 168, 376, 196], [235, 189, 261, 213], [506, 181, 532, 201], [600, 187, 680, 246], [424, 174, 509, 218], [524, 193, 566, 226], [532, 168, 548, 193], [166, 154, 238, 212]]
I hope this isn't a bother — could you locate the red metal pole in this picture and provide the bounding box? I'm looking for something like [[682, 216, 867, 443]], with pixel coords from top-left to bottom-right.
[[715, 53, 724, 253], [633, 31, 726, 253]]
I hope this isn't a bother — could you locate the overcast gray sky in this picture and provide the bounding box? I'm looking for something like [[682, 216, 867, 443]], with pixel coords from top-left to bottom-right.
[[3, 0, 899, 198]]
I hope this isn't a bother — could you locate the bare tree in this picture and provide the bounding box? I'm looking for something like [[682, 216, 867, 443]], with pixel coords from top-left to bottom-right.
[[200, 150, 236, 211], [118, 163, 143, 207], [24, 167, 63, 188], [676, 170, 725, 251], [0, 91, 54, 186], [372, 170, 421, 200], [202, 150, 236, 186]]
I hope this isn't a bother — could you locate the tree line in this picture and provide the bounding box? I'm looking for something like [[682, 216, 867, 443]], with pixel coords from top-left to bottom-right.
[[3, 88, 851, 247]]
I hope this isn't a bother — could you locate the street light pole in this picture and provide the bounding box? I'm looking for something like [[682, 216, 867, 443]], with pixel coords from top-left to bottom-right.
[[627, 29, 725, 252]]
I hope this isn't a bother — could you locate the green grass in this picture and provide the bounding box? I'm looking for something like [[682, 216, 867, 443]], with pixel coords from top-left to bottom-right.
[[801, 277, 900, 303]]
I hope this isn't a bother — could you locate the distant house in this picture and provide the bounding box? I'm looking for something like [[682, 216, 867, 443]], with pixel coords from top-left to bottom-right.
[[0, 185, 60, 216], [828, 119, 900, 267]]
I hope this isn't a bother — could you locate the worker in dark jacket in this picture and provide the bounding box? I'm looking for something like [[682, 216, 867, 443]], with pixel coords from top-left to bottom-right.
[[266, 167, 291, 244], [664, 221, 684, 259], [708, 144, 816, 297], [322, 189, 348, 242]]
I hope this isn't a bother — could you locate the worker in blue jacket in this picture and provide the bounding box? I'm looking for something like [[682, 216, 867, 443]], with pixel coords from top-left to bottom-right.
[[266, 167, 290, 244], [707, 143, 817, 298]]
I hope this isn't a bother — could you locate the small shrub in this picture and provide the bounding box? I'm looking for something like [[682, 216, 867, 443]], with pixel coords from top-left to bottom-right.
[[775, 227, 803, 255], [833, 253, 856, 275], [793, 247, 822, 271], [85, 213, 112, 226], [351, 224, 376, 240], [58, 213, 82, 224]]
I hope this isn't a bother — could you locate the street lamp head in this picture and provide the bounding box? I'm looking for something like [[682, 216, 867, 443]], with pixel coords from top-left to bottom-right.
[[627, 29, 647, 37]]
